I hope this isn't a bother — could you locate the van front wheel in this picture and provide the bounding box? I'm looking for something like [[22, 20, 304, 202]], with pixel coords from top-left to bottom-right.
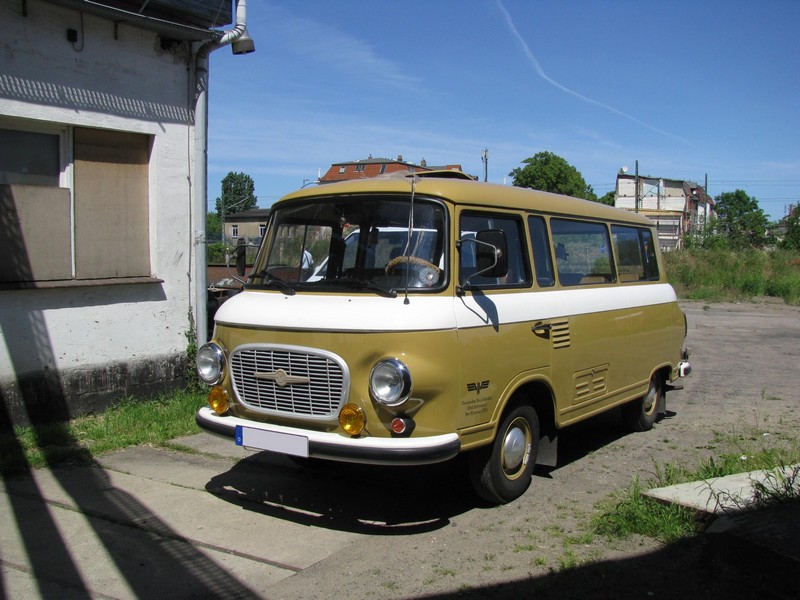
[[469, 405, 539, 504], [622, 374, 663, 432]]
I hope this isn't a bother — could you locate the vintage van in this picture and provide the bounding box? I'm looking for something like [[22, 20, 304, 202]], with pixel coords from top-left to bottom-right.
[[196, 171, 690, 504]]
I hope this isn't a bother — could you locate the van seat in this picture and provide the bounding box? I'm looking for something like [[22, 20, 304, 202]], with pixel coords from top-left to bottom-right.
[[578, 275, 609, 285]]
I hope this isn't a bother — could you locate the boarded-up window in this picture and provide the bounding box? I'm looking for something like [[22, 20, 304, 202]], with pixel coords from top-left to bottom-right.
[[0, 124, 151, 284], [74, 128, 150, 279], [0, 184, 72, 281]]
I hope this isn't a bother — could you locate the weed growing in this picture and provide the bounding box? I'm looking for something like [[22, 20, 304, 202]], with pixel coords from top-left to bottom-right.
[[709, 463, 800, 513], [1, 390, 206, 473], [592, 424, 800, 543], [664, 247, 800, 304]]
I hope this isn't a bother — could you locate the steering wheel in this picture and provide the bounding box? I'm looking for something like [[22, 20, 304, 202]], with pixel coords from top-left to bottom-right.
[[385, 255, 442, 288]]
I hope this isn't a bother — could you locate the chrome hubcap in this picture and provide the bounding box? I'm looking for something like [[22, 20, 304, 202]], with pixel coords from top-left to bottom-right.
[[502, 418, 530, 476], [642, 382, 657, 414]]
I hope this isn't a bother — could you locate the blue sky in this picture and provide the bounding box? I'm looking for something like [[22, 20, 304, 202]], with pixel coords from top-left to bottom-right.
[[207, 1, 799, 221]]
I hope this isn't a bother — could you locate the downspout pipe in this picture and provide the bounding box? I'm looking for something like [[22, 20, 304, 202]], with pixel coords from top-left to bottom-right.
[[192, 0, 254, 345]]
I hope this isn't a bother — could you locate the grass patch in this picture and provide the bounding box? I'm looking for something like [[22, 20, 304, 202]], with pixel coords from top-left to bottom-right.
[[1, 390, 205, 474], [593, 432, 800, 543], [664, 248, 800, 305], [593, 478, 695, 543]]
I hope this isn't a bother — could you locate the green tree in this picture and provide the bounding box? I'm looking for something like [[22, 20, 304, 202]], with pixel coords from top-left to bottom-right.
[[714, 189, 769, 249], [597, 191, 616, 206], [214, 171, 257, 218], [509, 151, 597, 201], [780, 205, 800, 250], [206, 212, 221, 241]]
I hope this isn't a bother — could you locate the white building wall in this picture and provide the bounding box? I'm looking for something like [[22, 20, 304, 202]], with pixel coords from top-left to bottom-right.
[[615, 177, 637, 211], [1, 1, 198, 421]]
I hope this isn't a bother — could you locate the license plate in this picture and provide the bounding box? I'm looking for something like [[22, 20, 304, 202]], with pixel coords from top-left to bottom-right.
[[235, 425, 309, 457]]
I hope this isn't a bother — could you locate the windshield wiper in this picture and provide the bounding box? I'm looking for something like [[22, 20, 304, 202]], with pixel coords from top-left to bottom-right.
[[322, 277, 397, 298], [247, 271, 296, 295]]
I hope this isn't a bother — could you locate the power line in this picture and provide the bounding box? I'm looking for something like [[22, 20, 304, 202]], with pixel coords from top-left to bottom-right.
[[708, 180, 800, 185]]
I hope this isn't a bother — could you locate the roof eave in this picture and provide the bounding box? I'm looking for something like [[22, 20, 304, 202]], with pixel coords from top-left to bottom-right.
[[40, 0, 224, 42]]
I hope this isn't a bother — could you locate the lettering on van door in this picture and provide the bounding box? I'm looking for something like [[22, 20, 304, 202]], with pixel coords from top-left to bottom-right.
[[461, 379, 491, 422]]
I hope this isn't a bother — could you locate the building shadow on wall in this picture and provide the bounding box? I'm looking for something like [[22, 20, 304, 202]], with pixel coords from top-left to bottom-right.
[[0, 189, 255, 596]]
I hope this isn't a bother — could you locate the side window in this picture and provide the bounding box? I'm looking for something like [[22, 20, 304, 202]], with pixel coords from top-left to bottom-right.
[[611, 225, 646, 282], [528, 216, 555, 287], [459, 212, 530, 287], [551, 219, 615, 286]]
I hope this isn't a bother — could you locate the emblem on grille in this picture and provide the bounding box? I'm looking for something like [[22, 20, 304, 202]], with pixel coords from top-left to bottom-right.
[[254, 369, 310, 387]]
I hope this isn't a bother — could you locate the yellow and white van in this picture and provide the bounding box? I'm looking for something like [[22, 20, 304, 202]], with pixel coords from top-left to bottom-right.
[[196, 171, 690, 503]]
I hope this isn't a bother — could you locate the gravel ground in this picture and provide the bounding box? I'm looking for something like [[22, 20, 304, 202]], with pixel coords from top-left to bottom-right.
[[261, 300, 800, 600]]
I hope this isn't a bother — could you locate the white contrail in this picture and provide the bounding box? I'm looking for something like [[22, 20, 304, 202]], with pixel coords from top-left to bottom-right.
[[496, 0, 689, 145]]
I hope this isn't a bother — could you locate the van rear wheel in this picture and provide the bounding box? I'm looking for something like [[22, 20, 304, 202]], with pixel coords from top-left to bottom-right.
[[622, 374, 663, 432], [469, 405, 539, 504]]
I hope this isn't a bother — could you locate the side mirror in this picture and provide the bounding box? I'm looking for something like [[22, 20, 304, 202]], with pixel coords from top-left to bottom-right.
[[475, 230, 508, 277], [457, 230, 508, 294]]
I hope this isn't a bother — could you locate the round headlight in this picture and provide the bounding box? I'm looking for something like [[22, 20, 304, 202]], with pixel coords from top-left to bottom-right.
[[196, 343, 225, 385], [369, 359, 412, 406]]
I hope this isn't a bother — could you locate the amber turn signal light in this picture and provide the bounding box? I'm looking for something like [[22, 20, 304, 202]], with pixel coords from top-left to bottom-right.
[[339, 403, 366, 436], [208, 386, 229, 414]]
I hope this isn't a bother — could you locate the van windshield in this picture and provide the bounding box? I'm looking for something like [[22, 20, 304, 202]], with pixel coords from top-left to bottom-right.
[[247, 196, 447, 294]]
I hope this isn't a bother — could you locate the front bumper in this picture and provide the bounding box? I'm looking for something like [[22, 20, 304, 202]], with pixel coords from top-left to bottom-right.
[[196, 407, 461, 466]]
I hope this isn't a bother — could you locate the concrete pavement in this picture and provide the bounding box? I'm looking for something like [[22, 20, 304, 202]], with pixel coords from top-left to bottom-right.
[[2, 434, 798, 599], [0, 434, 361, 599]]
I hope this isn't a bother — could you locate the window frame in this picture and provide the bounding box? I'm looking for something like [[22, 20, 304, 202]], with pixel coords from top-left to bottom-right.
[[0, 119, 156, 288], [527, 215, 555, 288], [550, 218, 616, 287], [0, 119, 72, 188], [458, 210, 531, 290]]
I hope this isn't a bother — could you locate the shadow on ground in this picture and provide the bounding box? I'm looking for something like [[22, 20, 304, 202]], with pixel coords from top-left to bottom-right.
[[203, 406, 662, 535], [418, 528, 794, 600], [206, 451, 477, 535]]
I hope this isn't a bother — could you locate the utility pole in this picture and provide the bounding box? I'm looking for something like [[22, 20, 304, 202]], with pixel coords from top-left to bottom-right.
[[635, 160, 639, 213], [481, 148, 489, 182]]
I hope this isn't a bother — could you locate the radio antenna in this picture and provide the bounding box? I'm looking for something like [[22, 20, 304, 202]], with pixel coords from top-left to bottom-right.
[[402, 175, 418, 304]]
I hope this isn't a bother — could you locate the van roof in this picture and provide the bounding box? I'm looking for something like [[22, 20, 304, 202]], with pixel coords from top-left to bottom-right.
[[280, 173, 653, 226]]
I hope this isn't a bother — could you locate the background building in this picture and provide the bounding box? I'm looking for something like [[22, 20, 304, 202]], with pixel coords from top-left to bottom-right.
[[318, 155, 464, 184], [615, 173, 714, 250]]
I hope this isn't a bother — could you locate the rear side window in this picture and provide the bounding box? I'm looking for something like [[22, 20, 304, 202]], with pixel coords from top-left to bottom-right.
[[459, 213, 530, 288], [551, 219, 615, 286], [611, 225, 660, 282]]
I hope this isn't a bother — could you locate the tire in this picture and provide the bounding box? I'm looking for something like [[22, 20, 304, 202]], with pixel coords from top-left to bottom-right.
[[622, 374, 663, 432], [469, 405, 539, 504]]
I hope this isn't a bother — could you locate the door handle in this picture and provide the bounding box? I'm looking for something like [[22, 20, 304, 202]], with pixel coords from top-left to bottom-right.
[[532, 322, 552, 335]]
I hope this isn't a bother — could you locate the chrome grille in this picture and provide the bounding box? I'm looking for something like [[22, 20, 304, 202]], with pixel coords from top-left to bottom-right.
[[230, 345, 347, 418]]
